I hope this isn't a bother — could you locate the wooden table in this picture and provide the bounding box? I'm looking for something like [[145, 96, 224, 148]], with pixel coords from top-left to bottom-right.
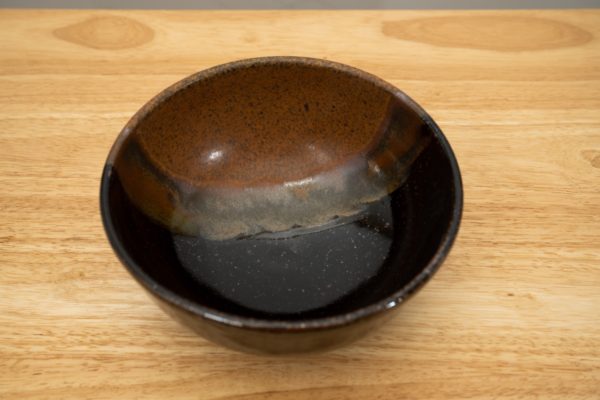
[[1, 9, 599, 399]]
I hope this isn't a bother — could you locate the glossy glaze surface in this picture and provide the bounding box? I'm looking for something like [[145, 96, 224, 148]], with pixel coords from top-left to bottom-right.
[[112, 58, 430, 240], [100, 57, 462, 353]]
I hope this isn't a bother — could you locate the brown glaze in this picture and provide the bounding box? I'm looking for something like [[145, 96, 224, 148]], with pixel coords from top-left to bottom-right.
[[112, 57, 430, 239], [100, 57, 464, 353], [135, 62, 393, 186]]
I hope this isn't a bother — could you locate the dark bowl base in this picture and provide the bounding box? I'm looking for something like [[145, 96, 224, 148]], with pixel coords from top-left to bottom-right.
[[103, 134, 457, 353]]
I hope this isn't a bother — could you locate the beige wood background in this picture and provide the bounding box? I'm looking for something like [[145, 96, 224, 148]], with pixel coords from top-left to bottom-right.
[[1, 9, 599, 399]]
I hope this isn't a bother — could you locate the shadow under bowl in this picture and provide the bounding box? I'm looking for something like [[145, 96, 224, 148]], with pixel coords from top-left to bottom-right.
[[100, 57, 463, 354]]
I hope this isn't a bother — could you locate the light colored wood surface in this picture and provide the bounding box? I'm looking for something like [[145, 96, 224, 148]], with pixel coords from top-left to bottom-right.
[[1, 9, 599, 399]]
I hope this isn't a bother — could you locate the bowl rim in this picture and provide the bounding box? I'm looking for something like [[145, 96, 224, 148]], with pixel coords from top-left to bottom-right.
[[100, 56, 463, 331]]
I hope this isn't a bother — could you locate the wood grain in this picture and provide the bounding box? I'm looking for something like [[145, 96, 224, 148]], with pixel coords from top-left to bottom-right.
[[1, 9, 599, 399]]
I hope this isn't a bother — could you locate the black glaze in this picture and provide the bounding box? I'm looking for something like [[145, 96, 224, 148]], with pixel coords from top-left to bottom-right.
[[101, 134, 461, 353], [100, 57, 463, 354], [174, 195, 395, 317]]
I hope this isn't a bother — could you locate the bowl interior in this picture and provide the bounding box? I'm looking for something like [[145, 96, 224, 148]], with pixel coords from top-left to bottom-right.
[[102, 58, 461, 323], [132, 61, 396, 187]]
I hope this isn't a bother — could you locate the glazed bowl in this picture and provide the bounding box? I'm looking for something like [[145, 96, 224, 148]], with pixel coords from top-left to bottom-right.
[[100, 57, 462, 354]]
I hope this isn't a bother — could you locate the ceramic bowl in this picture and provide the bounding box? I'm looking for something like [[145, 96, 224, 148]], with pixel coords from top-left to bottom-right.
[[100, 57, 462, 354]]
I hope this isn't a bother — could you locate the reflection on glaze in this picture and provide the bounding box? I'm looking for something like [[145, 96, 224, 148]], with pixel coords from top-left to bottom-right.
[[174, 195, 394, 314], [112, 58, 431, 239]]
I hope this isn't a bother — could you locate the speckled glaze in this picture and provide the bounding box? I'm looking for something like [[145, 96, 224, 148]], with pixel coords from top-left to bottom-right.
[[100, 57, 463, 354], [111, 57, 431, 240]]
